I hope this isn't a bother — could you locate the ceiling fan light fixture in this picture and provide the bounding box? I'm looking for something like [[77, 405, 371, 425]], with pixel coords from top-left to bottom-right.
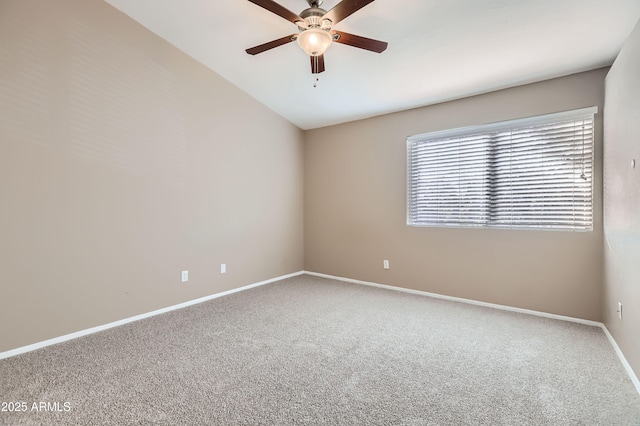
[[296, 28, 332, 56]]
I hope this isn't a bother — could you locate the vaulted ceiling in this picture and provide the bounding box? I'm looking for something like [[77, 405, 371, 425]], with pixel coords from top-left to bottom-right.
[[104, 0, 640, 130]]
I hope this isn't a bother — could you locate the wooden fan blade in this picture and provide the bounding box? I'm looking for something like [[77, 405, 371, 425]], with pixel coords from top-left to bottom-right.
[[322, 0, 375, 25], [247, 0, 304, 25], [245, 34, 296, 55], [331, 30, 388, 53], [310, 54, 325, 74]]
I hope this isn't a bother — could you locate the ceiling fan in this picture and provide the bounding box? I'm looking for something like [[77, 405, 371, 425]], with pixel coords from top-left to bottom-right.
[[245, 0, 388, 76]]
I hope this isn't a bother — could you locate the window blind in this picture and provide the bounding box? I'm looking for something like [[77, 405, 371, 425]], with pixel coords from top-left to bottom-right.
[[407, 107, 596, 231]]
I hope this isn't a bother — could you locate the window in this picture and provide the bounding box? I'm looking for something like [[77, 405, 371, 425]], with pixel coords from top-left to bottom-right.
[[407, 107, 596, 231]]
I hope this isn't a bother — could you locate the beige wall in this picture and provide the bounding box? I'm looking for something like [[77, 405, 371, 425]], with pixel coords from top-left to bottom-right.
[[0, 0, 304, 352], [305, 69, 607, 321], [604, 20, 640, 379]]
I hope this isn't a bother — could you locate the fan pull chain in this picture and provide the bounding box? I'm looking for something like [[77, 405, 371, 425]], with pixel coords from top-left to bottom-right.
[[313, 55, 319, 88]]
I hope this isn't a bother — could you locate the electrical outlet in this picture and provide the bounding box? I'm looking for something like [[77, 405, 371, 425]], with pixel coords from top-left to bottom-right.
[[220, 263, 226, 274], [618, 302, 623, 320], [181, 270, 188, 282], [383, 260, 389, 269]]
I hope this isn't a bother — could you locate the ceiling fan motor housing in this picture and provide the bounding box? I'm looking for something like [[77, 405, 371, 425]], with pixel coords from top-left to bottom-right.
[[298, 7, 332, 30]]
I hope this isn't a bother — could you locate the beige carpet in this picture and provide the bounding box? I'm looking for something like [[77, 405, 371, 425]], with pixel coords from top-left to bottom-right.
[[1, 274, 639, 425]]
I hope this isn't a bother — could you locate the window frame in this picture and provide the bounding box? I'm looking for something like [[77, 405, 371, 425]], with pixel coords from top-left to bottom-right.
[[406, 107, 597, 232]]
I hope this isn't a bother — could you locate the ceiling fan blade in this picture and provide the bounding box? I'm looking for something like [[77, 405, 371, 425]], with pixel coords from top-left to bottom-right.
[[331, 30, 388, 53], [245, 34, 296, 55], [322, 0, 375, 25], [247, 0, 305, 26], [310, 54, 326, 74]]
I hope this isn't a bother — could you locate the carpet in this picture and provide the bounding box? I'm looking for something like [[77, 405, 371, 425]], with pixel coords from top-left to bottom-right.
[[1, 274, 639, 425]]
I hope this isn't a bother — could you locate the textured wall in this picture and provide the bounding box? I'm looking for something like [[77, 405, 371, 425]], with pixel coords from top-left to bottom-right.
[[0, 0, 304, 352], [604, 19, 640, 380], [305, 69, 607, 321]]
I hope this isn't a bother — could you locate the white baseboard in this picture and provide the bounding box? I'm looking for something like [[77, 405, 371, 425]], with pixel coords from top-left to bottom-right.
[[304, 271, 601, 325], [304, 270, 640, 395], [0, 271, 305, 360], [600, 325, 640, 395]]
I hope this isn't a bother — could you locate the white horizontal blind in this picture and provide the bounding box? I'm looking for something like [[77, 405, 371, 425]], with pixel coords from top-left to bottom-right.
[[407, 107, 596, 231]]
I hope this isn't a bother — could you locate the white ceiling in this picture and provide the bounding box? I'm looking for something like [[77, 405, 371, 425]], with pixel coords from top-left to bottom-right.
[[104, 0, 640, 130]]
